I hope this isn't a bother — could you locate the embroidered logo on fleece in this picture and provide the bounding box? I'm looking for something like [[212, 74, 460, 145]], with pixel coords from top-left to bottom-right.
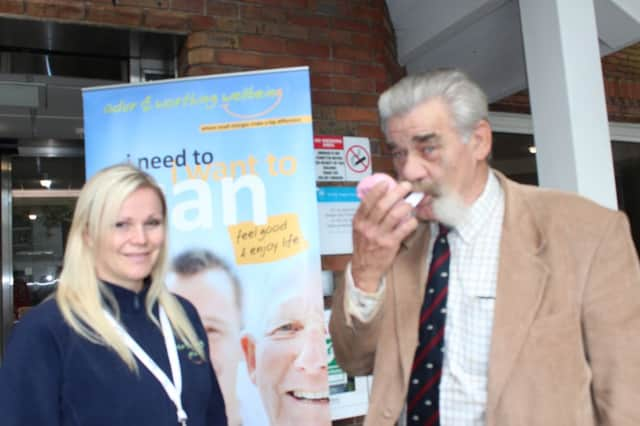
[[176, 340, 207, 364]]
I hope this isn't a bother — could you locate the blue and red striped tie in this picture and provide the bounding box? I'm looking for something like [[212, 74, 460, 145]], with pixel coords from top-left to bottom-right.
[[407, 224, 450, 426]]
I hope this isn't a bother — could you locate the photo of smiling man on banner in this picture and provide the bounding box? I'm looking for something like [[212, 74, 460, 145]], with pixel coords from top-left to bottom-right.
[[241, 262, 330, 426]]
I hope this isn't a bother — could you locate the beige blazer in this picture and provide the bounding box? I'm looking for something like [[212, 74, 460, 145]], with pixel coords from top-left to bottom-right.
[[329, 172, 640, 426]]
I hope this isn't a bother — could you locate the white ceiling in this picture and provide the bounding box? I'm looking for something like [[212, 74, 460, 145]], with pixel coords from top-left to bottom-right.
[[385, 0, 640, 102]]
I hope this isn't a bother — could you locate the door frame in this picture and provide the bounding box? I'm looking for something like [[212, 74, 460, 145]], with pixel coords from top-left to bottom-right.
[[1, 154, 12, 359]]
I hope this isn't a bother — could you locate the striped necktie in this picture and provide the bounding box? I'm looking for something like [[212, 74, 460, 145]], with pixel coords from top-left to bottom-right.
[[406, 224, 450, 426]]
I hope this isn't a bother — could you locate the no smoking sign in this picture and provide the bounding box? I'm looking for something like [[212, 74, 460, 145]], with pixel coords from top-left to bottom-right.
[[314, 135, 372, 182], [345, 144, 370, 174]]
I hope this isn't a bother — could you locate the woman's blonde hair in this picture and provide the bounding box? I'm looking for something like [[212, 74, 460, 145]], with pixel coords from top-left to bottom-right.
[[56, 163, 205, 370]]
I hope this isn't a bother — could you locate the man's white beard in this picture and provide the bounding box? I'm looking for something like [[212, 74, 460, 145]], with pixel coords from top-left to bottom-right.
[[432, 190, 468, 228]]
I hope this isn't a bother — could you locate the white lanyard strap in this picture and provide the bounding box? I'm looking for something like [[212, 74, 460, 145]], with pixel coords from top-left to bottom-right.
[[104, 306, 188, 425]]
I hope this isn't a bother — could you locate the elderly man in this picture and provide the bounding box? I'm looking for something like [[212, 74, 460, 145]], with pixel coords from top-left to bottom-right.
[[329, 69, 640, 426]]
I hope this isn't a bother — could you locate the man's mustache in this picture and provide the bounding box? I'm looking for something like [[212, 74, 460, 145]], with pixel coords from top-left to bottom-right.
[[410, 180, 442, 197]]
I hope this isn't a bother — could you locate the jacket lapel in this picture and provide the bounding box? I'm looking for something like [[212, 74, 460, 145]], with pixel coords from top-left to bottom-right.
[[393, 223, 431, 382], [486, 174, 549, 417]]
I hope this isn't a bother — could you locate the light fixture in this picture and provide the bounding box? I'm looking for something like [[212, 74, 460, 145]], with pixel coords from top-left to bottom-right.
[[28, 213, 37, 221], [528, 146, 537, 154], [37, 159, 52, 189], [39, 171, 52, 189]]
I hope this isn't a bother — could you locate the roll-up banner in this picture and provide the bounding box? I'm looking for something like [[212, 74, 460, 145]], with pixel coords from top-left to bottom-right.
[[82, 67, 331, 426]]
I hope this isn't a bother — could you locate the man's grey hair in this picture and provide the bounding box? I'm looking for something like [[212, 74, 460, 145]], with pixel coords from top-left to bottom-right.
[[378, 68, 489, 141]]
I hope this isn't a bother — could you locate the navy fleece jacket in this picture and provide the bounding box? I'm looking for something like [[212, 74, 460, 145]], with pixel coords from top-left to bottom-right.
[[0, 282, 227, 426]]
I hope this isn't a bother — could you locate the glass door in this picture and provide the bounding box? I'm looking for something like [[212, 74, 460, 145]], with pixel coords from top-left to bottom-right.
[[12, 192, 77, 319], [1, 152, 84, 359]]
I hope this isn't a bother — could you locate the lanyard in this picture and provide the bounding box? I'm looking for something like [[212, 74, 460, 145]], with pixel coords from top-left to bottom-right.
[[104, 306, 188, 426]]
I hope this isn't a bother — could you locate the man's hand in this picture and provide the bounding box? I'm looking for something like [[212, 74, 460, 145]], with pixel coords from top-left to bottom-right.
[[351, 180, 418, 293]]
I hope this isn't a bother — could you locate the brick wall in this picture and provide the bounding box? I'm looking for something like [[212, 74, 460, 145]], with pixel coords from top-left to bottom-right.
[[602, 44, 640, 122], [0, 0, 402, 150], [491, 42, 640, 122]]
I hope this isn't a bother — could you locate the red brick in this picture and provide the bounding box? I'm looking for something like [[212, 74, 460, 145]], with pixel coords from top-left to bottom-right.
[[287, 13, 329, 28], [603, 79, 615, 98], [351, 33, 375, 49], [117, 0, 164, 8], [353, 93, 378, 107], [311, 74, 332, 90], [307, 59, 337, 74], [206, 0, 238, 17], [327, 0, 350, 16], [263, 22, 308, 40], [334, 106, 378, 122], [312, 90, 354, 105], [633, 81, 640, 99], [334, 44, 371, 62], [189, 15, 215, 30], [263, 55, 307, 69], [329, 29, 352, 44], [372, 155, 395, 175], [0, 0, 24, 14], [333, 17, 369, 33], [357, 124, 384, 140], [602, 62, 618, 75], [172, 0, 204, 13], [216, 50, 265, 68], [186, 32, 208, 49], [207, 33, 239, 48], [187, 47, 215, 65], [244, 0, 308, 9], [313, 105, 336, 121], [287, 39, 330, 58], [351, 64, 388, 82], [26, 0, 85, 20], [311, 59, 355, 75], [308, 28, 330, 42], [213, 17, 238, 32], [349, 4, 383, 23], [332, 75, 375, 92], [241, 35, 285, 53], [144, 9, 190, 30], [86, 6, 143, 27], [626, 80, 636, 98], [185, 64, 230, 76], [236, 19, 268, 34], [240, 4, 286, 22]]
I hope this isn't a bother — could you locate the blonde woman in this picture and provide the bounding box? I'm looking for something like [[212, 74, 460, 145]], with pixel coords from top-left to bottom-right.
[[0, 164, 227, 426]]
